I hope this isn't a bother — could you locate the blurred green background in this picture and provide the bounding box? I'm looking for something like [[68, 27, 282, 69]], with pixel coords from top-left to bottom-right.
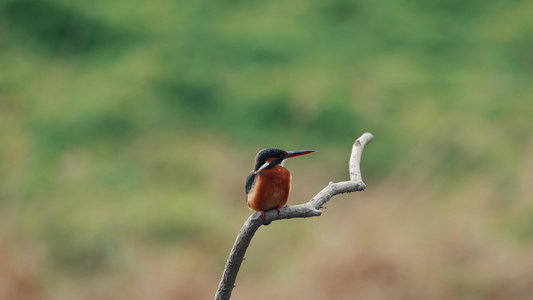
[[1, 0, 533, 299]]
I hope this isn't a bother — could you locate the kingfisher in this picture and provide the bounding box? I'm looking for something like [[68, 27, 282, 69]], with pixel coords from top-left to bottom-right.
[[245, 147, 316, 221]]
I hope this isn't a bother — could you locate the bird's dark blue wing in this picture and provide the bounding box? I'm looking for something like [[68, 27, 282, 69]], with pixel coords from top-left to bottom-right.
[[245, 171, 257, 197]]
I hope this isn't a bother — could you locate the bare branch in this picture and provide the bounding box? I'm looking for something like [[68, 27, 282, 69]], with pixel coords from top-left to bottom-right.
[[215, 132, 374, 300]]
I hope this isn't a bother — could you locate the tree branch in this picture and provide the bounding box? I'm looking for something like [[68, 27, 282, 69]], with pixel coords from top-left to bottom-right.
[[215, 132, 374, 300]]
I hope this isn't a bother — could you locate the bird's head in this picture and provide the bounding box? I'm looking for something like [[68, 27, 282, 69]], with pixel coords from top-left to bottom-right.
[[253, 148, 316, 173]]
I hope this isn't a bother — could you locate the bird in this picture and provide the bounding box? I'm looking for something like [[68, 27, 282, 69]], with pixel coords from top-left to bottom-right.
[[245, 147, 316, 222]]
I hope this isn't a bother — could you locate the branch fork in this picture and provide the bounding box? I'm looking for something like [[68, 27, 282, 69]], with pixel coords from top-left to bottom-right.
[[215, 132, 374, 300]]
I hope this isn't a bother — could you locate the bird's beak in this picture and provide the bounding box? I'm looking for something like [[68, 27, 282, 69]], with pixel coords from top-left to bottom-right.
[[284, 150, 316, 159]]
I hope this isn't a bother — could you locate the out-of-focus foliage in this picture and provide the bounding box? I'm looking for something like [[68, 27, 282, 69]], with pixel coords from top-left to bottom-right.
[[1, 0, 533, 299]]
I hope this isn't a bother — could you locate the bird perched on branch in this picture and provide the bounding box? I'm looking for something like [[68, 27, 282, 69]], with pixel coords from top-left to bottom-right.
[[246, 148, 316, 221]]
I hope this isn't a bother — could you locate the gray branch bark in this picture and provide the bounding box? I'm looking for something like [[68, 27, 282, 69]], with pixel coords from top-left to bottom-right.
[[215, 132, 374, 300]]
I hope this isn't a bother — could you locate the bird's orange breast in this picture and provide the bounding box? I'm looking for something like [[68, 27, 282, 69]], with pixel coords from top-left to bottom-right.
[[247, 166, 291, 212]]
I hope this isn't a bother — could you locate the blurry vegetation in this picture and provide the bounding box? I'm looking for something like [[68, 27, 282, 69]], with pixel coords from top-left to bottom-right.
[[1, 0, 533, 299]]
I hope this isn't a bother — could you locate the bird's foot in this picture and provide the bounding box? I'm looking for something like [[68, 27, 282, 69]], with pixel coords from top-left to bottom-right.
[[260, 210, 272, 225], [277, 206, 281, 216]]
